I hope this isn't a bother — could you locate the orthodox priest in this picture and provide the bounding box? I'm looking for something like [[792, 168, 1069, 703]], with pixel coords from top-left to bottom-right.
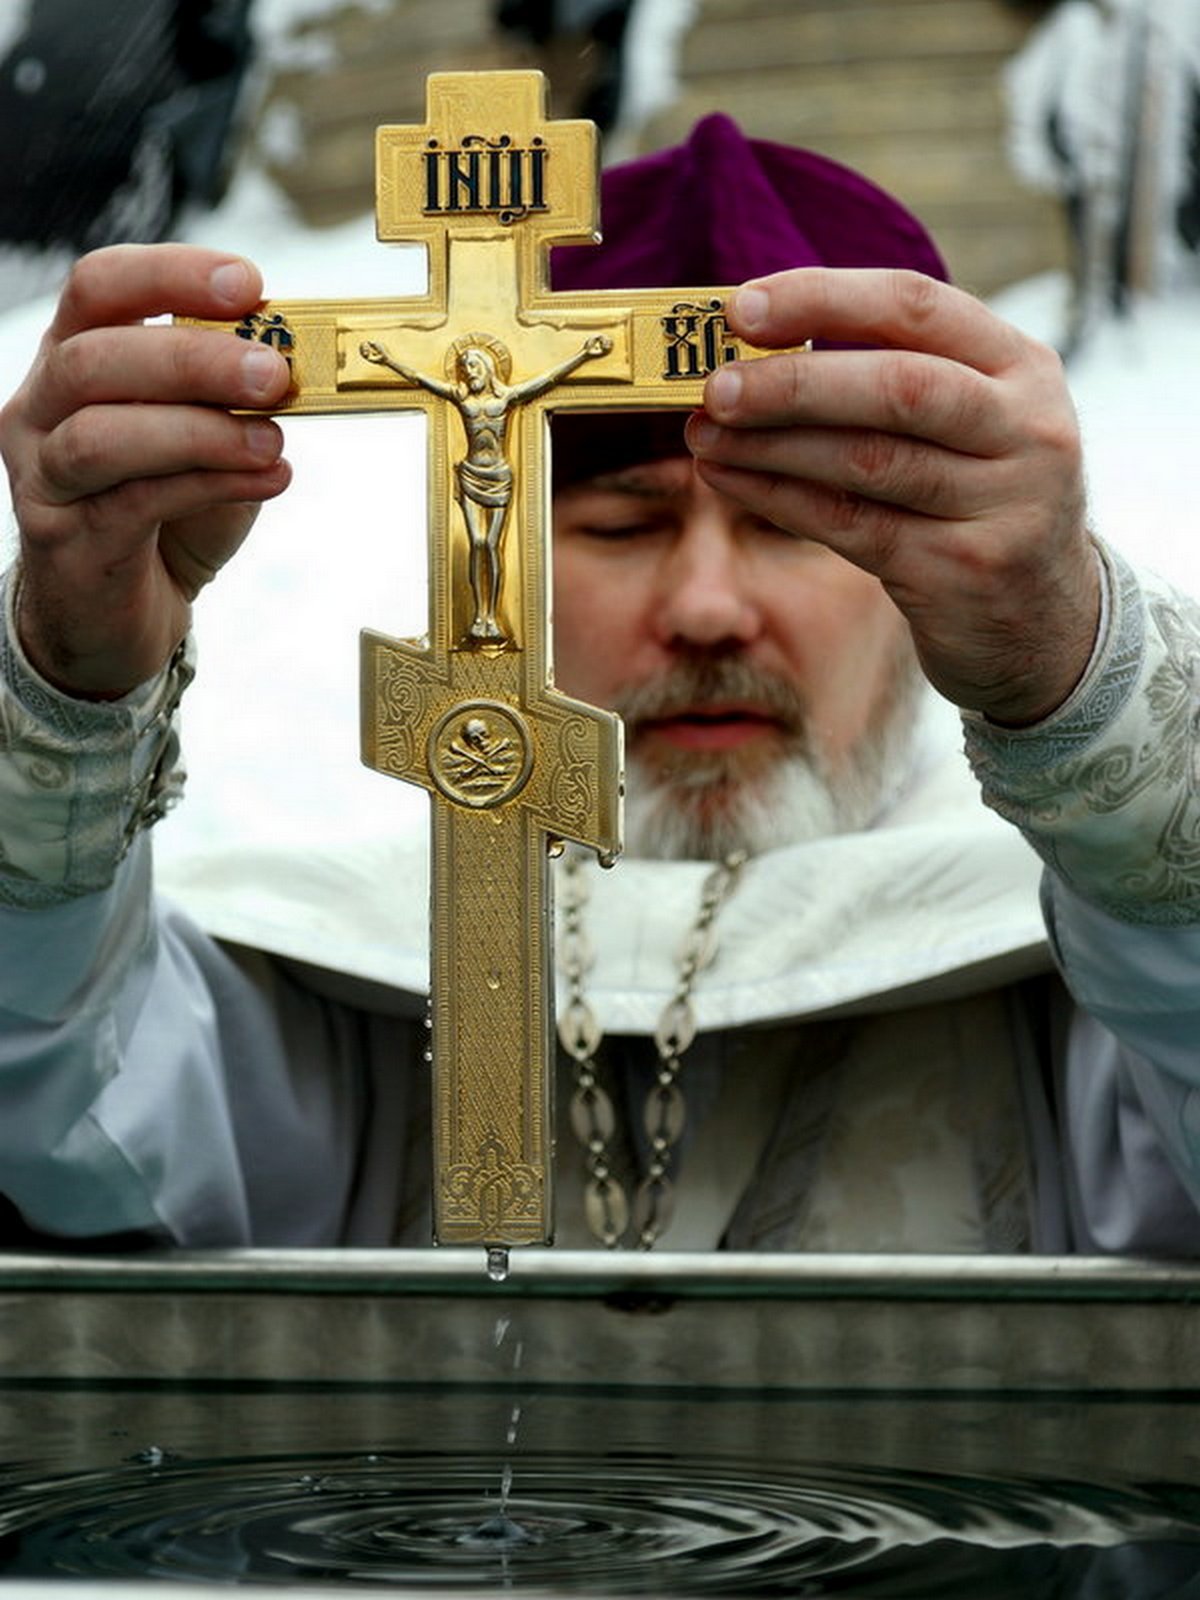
[[0, 118, 1197, 1254]]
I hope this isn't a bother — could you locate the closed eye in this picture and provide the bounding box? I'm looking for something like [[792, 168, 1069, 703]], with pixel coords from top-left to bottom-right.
[[574, 519, 665, 541]]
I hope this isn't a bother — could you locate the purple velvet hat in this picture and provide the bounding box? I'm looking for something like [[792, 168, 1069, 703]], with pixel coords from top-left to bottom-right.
[[551, 112, 948, 292], [549, 114, 948, 486]]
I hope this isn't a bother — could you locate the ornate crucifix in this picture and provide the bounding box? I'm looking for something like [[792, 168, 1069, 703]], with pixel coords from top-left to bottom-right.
[[190, 71, 790, 1248]]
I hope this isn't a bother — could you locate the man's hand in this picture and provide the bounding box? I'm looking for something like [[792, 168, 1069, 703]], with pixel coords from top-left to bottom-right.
[[0, 243, 292, 698], [687, 268, 1099, 726]]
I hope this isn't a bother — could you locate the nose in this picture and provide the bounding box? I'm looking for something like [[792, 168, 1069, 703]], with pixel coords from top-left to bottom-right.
[[652, 507, 764, 651]]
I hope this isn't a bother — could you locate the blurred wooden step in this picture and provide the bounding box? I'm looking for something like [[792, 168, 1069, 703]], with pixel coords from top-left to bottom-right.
[[255, 0, 1069, 295]]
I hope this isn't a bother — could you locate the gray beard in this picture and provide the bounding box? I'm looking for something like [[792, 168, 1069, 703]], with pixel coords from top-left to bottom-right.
[[619, 653, 924, 862]]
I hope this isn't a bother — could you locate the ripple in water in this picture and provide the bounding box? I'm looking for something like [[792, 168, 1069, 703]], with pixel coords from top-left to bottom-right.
[[0, 1451, 1199, 1593]]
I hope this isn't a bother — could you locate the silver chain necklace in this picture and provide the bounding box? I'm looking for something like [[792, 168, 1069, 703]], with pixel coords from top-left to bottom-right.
[[556, 849, 747, 1249]]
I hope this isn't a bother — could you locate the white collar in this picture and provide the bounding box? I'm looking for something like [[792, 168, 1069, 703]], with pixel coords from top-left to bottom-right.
[[157, 691, 1048, 1031]]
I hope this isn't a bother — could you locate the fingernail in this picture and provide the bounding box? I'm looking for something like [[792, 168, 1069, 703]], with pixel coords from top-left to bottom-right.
[[246, 419, 280, 459], [211, 259, 251, 307], [685, 413, 720, 455], [241, 344, 284, 399], [733, 284, 769, 333], [706, 364, 742, 418]]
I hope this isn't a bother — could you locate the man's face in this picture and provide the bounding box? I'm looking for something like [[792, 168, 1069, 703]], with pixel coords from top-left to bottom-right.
[[551, 455, 921, 859]]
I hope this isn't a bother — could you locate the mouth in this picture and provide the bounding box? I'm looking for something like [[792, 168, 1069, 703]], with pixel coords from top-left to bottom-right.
[[634, 705, 786, 753]]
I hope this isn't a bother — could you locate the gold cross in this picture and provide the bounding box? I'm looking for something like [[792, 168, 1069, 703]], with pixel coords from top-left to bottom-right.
[[188, 71, 793, 1248]]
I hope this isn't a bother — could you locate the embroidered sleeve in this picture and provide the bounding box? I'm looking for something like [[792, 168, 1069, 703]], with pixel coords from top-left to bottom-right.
[[0, 566, 194, 909], [963, 542, 1200, 927]]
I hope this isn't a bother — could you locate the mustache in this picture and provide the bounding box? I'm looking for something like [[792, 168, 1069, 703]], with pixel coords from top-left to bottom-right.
[[612, 654, 810, 737]]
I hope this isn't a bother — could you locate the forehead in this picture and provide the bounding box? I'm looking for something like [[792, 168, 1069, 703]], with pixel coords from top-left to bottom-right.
[[560, 456, 695, 500]]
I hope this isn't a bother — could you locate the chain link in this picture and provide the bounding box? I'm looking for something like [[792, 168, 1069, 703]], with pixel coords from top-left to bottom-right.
[[557, 849, 746, 1250]]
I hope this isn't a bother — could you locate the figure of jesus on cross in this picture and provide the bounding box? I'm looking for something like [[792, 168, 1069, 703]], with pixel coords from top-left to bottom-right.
[[360, 331, 611, 643]]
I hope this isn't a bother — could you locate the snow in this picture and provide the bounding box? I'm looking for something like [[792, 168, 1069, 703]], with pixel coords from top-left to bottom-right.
[[1064, 301, 1200, 594], [993, 274, 1200, 595], [996, 0, 1200, 591], [1004, 0, 1200, 307], [611, 0, 697, 156], [250, 0, 397, 74], [156, 172, 433, 859]]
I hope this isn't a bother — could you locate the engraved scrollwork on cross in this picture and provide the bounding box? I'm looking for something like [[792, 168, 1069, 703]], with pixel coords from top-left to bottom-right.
[[443, 1131, 543, 1230], [547, 714, 599, 834], [372, 653, 434, 775]]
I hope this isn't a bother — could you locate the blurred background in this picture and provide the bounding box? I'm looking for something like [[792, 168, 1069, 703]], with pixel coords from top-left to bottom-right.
[[3, 0, 1195, 317], [230, 0, 1063, 297]]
